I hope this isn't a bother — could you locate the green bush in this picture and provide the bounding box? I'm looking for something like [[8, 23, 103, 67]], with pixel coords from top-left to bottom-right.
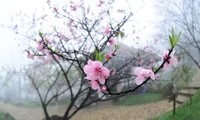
[[116, 93, 164, 106]]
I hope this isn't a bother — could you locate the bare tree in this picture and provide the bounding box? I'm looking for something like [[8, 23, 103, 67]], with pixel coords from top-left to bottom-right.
[[156, 0, 200, 68]]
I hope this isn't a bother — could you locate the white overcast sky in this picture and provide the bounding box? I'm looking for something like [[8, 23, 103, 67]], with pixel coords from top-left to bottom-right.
[[0, 0, 159, 69]]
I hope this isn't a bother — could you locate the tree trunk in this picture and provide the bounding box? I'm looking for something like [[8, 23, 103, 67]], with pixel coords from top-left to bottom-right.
[[173, 95, 176, 115]]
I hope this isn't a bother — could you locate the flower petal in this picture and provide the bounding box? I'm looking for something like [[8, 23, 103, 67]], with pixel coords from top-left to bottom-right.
[[135, 76, 145, 85], [163, 63, 170, 71], [83, 65, 95, 74], [91, 81, 100, 90], [149, 71, 156, 80], [169, 57, 178, 67], [101, 67, 110, 78], [98, 77, 105, 84], [92, 61, 102, 68], [134, 67, 143, 75]]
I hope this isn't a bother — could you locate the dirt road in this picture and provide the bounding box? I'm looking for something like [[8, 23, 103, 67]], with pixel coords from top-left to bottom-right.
[[0, 100, 172, 120]]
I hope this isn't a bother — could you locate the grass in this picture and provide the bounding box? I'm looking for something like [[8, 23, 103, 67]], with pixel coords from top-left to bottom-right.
[[0, 111, 5, 120], [153, 90, 200, 120], [117, 93, 164, 106], [0, 111, 15, 120], [14, 101, 42, 108], [8, 100, 69, 109]]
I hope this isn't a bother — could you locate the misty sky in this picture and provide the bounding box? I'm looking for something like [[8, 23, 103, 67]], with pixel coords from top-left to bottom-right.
[[0, 0, 158, 69]]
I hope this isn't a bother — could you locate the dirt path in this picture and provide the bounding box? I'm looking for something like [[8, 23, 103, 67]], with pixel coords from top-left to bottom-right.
[[0, 100, 172, 120]]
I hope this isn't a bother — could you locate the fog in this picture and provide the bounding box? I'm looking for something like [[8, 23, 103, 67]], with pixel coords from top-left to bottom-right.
[[0, 0, 199, 120]]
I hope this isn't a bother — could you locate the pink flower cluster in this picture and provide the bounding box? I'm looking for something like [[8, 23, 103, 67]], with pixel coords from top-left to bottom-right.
[[27, 39, 61, 64], [26, 50, 34, 60], [84, 60, 110, 92], [133, 49, 178, 85], [134, 67, 155, 85], [162, 50, 178, 70]]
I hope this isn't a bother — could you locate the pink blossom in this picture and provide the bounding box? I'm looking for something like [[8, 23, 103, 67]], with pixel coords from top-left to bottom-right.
[[84, 60, 110, 85], [101, 85, 107, 91], [104, 27, 110, 36], [106, 52, 113, 60], [44, 50, 51, 57], [97, 1, 104, 7], [90, 80, 101, 92], [140, 59, 144, 66], [70, 5, 77, 11], [162, 50, 178, 70], [53, 54, 60, 61], [68, 19, 73, 26], [134, 67, 155, 85], [26, 50, 34, 60], [27, 54, 34, 60], [150, 58, 155, 64], [44, 39, 51, 44], [87, 6, 90, 14], [43, 59, 49, 64], [97, 3, 101, 7], [37, 41, 43, 51], [109, 37, 114, 47], [59, 34, 66, 40], [100, 0, 104, 4]]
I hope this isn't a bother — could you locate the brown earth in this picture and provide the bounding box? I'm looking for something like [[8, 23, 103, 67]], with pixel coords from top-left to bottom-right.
[[0, 100, 172, 120]]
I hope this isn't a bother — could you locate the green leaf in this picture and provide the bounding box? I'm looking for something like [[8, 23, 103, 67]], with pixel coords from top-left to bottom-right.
[[175, 32, 181, 45], [39, 32, 43, 38], [153, 67, 159, 71], [172, 28, 175, 40], [119, 31, 125, 38], [54, 49, 59, 54], [95, 49, 99, 60], [99, 53, 105, 62], [114, 45, 120, 50], [53, 26, 57, 31], [169, 27, 181, 48], [114, 31, 119, 37], [79, 57, 82, 63]]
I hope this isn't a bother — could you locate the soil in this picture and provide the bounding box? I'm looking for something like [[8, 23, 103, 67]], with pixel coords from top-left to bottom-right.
[[0, 100, 172, 120]]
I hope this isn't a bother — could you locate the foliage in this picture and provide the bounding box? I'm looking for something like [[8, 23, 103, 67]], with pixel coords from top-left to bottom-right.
[[117, 93, 164, 106]]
